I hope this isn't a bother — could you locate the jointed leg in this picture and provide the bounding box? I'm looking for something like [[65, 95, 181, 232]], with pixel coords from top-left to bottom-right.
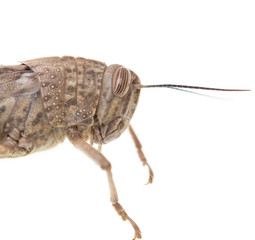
[[129, 125, 154, 184], [0, 141, 27, 158], [0, 125, 33, 158], [67, 127, 142, 239]]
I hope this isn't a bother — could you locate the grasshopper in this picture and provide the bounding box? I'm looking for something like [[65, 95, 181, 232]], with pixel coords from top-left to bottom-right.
[[0, 56, 248, 239]]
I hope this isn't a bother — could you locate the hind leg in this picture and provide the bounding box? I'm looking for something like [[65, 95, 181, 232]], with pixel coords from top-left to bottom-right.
[[0, 141, 27, 158], [0, 124, 33, 158]]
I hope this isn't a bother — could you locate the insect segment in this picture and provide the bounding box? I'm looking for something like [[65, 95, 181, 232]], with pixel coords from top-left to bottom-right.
[[0, 56, 249, 239]]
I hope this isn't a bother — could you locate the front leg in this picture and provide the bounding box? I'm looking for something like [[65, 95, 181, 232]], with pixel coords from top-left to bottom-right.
[[67, 127, 142, 240]]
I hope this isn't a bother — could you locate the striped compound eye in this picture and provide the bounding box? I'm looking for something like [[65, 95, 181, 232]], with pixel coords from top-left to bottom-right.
[[112, 67, 131, 97]]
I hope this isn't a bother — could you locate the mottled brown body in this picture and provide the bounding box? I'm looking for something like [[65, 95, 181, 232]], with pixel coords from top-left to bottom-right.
[[0, 57, 107, 155], [0, 56, 140, 156]]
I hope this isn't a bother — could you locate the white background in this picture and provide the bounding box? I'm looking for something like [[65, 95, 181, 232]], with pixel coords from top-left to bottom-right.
[[0, 1, 254, 240]]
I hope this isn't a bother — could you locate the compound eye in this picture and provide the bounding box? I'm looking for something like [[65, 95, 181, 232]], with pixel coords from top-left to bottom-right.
[[112, 67, 131, 97]]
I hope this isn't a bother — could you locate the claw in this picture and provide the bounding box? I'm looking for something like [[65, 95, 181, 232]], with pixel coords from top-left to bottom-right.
[[145, 162, 154, 184], [139, 150, 154, 184], [133, 231, 142, 240], [113, 203, 142, 239]]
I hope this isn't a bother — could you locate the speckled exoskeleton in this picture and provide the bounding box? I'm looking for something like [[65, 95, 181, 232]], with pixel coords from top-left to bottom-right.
[[0, 56, 248, 239]]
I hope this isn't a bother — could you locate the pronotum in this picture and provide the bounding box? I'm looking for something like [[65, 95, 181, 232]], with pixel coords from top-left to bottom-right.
[[0, 56, 248, 239]]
